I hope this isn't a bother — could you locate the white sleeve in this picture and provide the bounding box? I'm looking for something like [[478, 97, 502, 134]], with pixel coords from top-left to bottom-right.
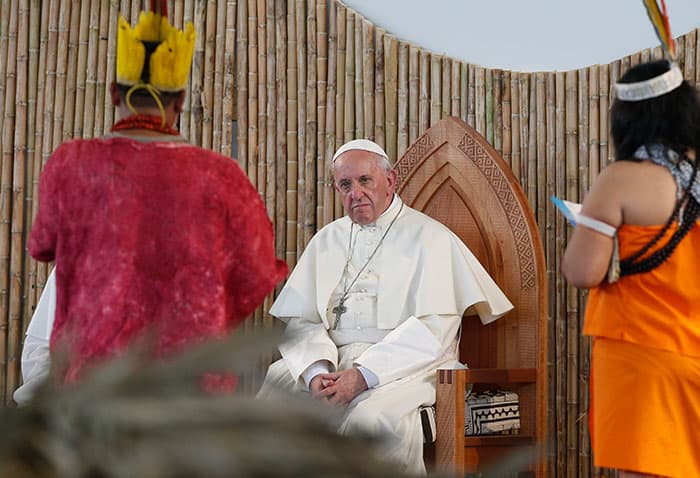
[[13, 270, 57, 405], [12, 334, 51, 405], [300, 360, 332, 390], [278, 316, 338, 384], [353, 313, 461, 386]]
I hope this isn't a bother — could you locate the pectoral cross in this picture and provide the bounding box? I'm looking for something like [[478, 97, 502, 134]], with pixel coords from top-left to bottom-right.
[[332, 299, 347, 328]]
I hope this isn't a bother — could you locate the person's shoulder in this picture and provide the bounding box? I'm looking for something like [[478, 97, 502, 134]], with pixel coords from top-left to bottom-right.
[[314, 215, 352, 239], [401, 205, 453, 235], [597, 158, 669, 179]]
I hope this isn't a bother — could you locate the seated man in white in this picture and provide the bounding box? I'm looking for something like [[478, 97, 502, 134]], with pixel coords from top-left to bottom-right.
[[258, 139, 513, 475], [13, 270, 56, 405]]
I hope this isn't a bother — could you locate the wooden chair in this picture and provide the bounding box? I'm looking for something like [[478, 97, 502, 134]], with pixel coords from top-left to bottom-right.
[[394, 117, 547, 476]]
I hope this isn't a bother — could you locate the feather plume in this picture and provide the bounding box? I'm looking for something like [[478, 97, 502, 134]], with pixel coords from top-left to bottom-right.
[[642, 0, 676, 60]]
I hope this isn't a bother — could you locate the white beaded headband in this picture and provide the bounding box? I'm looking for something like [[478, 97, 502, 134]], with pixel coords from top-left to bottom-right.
[[614, 62, 683, 102]]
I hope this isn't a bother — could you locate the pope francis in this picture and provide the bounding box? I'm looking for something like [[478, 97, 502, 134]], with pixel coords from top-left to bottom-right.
[[257, 139, 513, 474]]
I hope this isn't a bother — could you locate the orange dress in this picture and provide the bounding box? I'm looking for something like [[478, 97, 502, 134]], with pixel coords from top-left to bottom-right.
[[584, 223, 700, 477]]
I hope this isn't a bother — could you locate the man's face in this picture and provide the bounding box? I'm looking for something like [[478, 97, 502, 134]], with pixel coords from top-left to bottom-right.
[[333, 150, 397, 225]]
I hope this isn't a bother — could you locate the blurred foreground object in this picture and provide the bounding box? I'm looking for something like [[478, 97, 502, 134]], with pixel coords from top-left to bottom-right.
[[0, 329, 421, 478]]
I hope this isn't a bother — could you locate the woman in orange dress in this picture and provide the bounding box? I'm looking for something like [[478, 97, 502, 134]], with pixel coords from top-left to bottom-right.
[[563, 59, 700, 478]]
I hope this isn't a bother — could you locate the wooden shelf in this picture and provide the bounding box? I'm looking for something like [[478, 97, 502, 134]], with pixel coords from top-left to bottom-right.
[[464, 368, 537, 384]]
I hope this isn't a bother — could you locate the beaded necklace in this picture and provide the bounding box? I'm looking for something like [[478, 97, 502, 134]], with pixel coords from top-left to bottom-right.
[[110, 114, 180, 136]]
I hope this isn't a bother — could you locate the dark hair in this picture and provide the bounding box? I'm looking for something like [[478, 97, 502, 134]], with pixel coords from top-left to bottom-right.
[[610, 60, 700, 277], [117, 84, 182, 109]]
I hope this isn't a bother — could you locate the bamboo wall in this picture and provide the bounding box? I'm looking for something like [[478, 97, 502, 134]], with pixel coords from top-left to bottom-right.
[[2, 0, 699, 475]]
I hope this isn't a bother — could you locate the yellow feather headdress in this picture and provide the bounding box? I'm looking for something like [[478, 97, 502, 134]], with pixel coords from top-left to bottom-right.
[[116, 3, 196, 93]]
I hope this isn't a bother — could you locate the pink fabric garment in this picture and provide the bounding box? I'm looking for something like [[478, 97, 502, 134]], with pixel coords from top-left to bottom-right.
[[29, 136, 288, 383]]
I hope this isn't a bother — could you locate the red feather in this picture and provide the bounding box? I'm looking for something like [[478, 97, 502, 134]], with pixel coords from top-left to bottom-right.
[[660, 0, 675, 58], [149, 0, 168, 18]]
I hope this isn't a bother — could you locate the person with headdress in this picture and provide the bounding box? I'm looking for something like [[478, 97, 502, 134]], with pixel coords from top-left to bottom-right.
[[563, 2, 700, 476], [257, 139, 513, 474], [16, 3, 287, 399]]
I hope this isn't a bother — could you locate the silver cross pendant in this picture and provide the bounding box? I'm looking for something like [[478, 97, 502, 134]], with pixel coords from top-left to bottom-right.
[[332, 300, 347, 328]]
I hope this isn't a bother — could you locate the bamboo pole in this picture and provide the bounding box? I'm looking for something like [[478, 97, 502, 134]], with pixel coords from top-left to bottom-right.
[[221, 0, 237, 158], [418, 50, 428, 135], [322, 0, 336, 227], [493, 69, 503, 155], [397, 42, 408, 159], [535, 72, 546, 238], [579, 65, 597, 478], [527, 74, 537, 208], [510, 72, 521, 182], [343, 11, 354, 142], [0, 0, 20, 404], [2, 0, 22, 403], [26, 0, 50, 330], [274, 0, 286, 261], [429, 54, 440, 126], [251, 0, 268, 335], [353, 12, 363, 139], [236, 0, 248, 170], [460, 63, 467, 124], [128, 0, 138, 24], [256, 0, 267, 200], [333, 4, 345, 219], [211, 0, 227, 152], [518, 74, 529, 187], [467, 64, 475, 127], [8, 0, 32, 401], [0, 0, 11, 143], [565, 69, 579, 478], [485, 69, 494, 145], [303, 0, 316, 247], [384, 34, 398, 163], [178, 0, 194, 138], [61, 0, 80, 142], [173, 0, 184, 33], [285, 0, 297, 268], [373, 28, 384, 148], [608, 61, 619, 164], [37, 0, 62, 306], [71, 1, 90, 139], [599, 64, 609, 168], [684, 30, 696, 81], [295, 0, 305, 257], [103, 0, 118, 131], [20, 0, 37, 326], [450, 59, 460, 118], [554, 70, 566, 478], [408, 46, 418, 144], [474, 66, 485, 135], [90, 0, 106, 137], [247, 0, 258, 187], [501, 70, 511, 167], [362, 19, 374, 141], [189, 0, 208, 149], [441, 56, 450, 119], [265, 0, 276, 222], [316, 0, 327, 226], [544, 71, 557, 478], [261, 0, 276, 330], [81, 0, 100, 138]]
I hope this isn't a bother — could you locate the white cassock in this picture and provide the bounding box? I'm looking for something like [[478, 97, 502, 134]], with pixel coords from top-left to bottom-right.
[[13, 269, 56, 405], [258, 195, 513, 475]]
